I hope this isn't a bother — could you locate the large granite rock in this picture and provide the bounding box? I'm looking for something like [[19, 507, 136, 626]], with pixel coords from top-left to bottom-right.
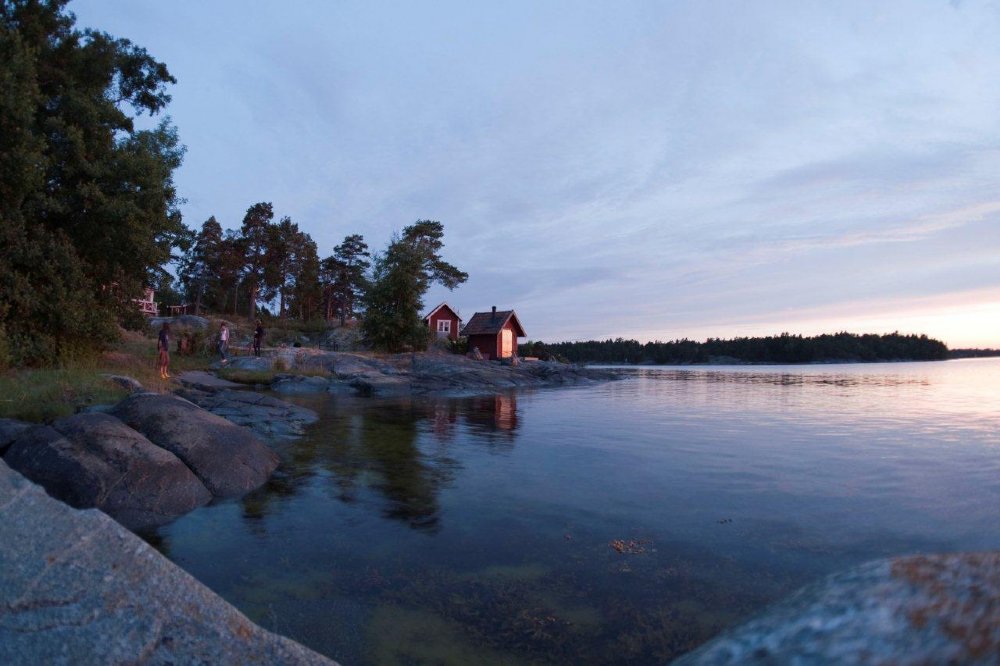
[[0, 418, 31, 455], [3, 414, 211, 529], [0, 459, 337, 665], [674, 551, 1000, 665], [111, 393, 279, 497]]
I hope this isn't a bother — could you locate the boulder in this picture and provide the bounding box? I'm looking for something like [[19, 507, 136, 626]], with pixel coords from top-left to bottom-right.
[[0, 459, 337, 665], [102, 374, 144, 393], [3, 414, 212, 529], [674, 551, 1000, 665], [0, 418, 31, 455], [111, 393, 279, 497]]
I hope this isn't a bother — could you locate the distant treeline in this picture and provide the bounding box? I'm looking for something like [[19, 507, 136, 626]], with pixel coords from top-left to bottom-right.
[[521, 332, 949, 365], [948, 348, 1000, 359]]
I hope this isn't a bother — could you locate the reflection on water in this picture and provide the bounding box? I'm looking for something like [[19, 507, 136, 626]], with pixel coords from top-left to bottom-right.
[[238, 393, 520, 533], [147, 360, 1000, 665]]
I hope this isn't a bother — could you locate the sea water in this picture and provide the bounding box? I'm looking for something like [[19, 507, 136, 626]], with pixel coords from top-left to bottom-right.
[[144, 358, 1000, 664]]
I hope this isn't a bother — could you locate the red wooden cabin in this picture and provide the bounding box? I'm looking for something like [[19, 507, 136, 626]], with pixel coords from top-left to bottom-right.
[[423, 303, 462, 342], [460, 307, 527, 360]]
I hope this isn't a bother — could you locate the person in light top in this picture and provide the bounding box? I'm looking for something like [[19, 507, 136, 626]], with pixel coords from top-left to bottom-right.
[[218, 322, 230, 365]]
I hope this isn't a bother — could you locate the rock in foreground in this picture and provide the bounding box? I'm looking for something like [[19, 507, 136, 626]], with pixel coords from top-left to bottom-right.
[[3, 413, 211, 529], [0, 459, 336, 665], [674, 551, 999, 665], [111, 393, 279, 497]]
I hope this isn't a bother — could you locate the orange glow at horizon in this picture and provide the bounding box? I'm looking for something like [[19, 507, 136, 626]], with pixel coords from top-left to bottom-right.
[[634, 292, 1000, 349]]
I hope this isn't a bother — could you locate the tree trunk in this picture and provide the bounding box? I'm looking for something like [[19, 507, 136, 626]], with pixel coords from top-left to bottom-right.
[[249, 284, 258, 320]]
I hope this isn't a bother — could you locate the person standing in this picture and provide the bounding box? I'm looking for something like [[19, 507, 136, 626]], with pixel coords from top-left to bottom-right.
[[218, 322, 230, 365], [253, 320, 264, 357], [157, 322, 171, 379]]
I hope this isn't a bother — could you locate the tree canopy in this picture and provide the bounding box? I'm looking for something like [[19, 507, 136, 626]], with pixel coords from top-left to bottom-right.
[[0, 0, 185, 365], [362, 221, 467, 352]]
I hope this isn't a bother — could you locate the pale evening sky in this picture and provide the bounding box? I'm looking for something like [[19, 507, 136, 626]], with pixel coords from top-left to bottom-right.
[[72, 0, 1000, 347]]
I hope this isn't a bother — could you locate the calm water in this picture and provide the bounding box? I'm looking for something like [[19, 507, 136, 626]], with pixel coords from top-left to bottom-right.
[[144, 359, 1000, 664]]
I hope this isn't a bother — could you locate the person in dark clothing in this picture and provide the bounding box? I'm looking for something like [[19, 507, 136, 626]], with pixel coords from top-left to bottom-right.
[[253, 320, 264, 357], [157, 322, 171, 379]]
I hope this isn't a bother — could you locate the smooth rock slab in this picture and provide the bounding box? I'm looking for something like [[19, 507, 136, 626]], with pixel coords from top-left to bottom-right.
[[0, 459, 336, 665], [674, 551, 1000, 665], [176, 387, 319, 440], [111, 393, 279, 497], [3, 414, 211, 529]]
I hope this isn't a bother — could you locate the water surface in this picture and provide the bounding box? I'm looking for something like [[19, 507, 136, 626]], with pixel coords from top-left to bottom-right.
[[145, 359, 1000, 664]]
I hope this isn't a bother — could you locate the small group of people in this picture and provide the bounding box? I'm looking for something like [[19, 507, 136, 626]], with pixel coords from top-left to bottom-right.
[[156, 319, 265, 380], [217, 320, 265, 362]]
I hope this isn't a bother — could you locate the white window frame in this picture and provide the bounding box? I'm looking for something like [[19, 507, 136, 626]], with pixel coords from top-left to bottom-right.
[[437, 319, 451, 334]]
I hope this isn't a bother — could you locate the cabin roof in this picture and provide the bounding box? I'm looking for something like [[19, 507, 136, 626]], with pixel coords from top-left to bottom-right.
[[460, 310, 527, 337], [422, 302, 461, 322]]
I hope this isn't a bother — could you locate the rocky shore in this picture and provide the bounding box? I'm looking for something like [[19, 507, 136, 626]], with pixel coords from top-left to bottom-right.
[[0, 388, 313, 529], [222, 349, 621, 396], [0, 458, 336, 665]]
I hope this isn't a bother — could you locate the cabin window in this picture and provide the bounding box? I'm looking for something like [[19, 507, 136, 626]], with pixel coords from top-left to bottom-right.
[[437, 320, 451, 334]]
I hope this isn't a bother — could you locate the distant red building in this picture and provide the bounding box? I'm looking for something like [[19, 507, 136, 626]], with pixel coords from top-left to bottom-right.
[[423, 303, 462, 342], [460, 307, 527, 360]]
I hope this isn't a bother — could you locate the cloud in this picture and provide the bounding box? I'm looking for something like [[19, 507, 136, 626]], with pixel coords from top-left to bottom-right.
[[70, 0, 1000, 347]]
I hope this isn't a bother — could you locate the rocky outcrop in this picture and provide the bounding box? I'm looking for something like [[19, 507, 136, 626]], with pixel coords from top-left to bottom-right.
[[266, 349, 619, 396], [111, 393, 279, 497], [175, 386, 319, 440], [3, 413, 212, 530], [0, 459, 337, 665], [674, 551, 1000, 665]]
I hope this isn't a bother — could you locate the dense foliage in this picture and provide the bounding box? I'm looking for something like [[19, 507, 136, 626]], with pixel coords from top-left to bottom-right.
[[522, 332, 949, 365], [0, 0, 185, 366], [362, 221, 467, 352]]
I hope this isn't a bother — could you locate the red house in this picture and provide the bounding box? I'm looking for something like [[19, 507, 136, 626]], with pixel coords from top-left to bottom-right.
[[460, 307, 527, 360], [423, 303, 462, 342]]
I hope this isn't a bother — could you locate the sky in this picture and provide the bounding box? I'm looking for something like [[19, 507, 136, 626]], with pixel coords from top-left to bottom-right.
[[71, 0, 1000, 347]]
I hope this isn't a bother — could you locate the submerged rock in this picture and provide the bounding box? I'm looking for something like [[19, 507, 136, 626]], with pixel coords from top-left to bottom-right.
[[0, 459, 337, 665], [111, 393, 279, 497], [3, 413, 212, 529], [674, 551, 1000, 665]]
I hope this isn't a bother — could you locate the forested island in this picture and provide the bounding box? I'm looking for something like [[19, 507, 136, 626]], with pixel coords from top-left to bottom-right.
[[521, 332, 951, 365]]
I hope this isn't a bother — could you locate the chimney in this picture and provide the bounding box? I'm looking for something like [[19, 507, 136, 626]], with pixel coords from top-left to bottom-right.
[[491, 305, 497, 321]]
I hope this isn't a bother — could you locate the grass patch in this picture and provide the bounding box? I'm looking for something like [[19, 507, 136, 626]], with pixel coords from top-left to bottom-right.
[[0, 368, 130, 422], [0, 329, 213, 423]]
